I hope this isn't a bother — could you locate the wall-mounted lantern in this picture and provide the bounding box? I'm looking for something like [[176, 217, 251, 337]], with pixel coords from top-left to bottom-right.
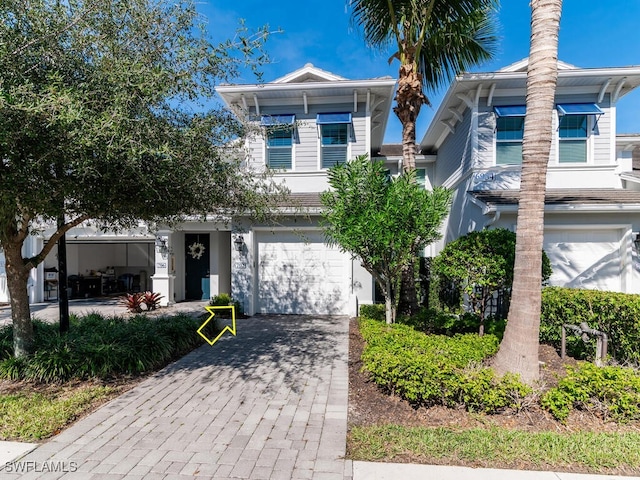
[[234, 235, 245, 252], [155, 236, 169, 255]]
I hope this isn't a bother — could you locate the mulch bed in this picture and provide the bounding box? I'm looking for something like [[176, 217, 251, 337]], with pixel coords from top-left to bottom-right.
[[347, 317, 640, 435]]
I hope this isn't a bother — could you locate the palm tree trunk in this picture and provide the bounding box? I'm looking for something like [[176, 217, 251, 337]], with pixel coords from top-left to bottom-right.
[[395, 56, 426, 316], [395, 60, 426, 172], [493, 0, 562, 385]]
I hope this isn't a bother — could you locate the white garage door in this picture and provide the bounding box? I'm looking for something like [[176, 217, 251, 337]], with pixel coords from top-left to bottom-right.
[[257, 231, 349, 314], [543, 229, 624, 291]]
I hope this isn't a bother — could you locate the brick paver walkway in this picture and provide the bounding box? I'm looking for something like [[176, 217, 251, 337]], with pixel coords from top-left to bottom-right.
[[4, 315, 351, 480]]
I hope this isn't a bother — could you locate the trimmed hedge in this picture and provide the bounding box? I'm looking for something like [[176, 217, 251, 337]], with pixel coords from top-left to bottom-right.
[[541, 287, 640, 364], [359, 304, 386, 322], [541, 362, 640, 422], [359, 317, 531, 413]]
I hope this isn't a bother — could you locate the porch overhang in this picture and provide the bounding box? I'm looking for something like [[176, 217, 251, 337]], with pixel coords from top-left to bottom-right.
[[469, 189, 640, 215]]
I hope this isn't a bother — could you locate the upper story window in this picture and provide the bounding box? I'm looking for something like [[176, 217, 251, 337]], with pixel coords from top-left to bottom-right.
[[558, 114, 588, 163], [317, 113, 352, 168], [556, 104, 602, 164], [494, 106, 525, 165], [261, 114, 295, 170]]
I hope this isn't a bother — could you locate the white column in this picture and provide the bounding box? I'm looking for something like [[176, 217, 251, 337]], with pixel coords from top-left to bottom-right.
[[150, 232, 175, 306]]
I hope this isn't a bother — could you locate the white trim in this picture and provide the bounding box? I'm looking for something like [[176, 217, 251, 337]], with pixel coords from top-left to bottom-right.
[[548, 163, 617, 172], [598, 78, 612, 103], [620, 172, 640, 184], [612, 78, 627, 103], [487, 83, 496, 107], [480, 202, 640, 215]]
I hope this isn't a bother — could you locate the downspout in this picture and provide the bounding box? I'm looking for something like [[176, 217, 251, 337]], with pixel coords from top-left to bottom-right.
[[483, 210, 501, 229]]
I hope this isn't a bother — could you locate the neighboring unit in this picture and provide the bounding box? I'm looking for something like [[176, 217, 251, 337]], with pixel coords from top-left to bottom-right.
[[0, 65, 396, 316], [420, 59, 640, 293]]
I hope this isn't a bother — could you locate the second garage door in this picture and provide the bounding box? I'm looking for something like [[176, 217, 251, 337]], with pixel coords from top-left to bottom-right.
[[543, 229, 625, 292], [257, 231, 349, 314]]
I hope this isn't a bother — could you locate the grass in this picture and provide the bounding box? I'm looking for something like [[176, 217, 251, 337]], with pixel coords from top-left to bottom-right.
[[0, 384, 118, 441], [349, 422, 640, 475]]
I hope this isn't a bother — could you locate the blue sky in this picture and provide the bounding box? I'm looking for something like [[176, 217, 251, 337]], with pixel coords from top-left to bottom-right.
[[203, 1, 640, 143]]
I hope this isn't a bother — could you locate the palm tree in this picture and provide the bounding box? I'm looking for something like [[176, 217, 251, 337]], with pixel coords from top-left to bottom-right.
[[348, 0, 499, 315], [349, 0, 498, 171], [492, 0, 563, 385]]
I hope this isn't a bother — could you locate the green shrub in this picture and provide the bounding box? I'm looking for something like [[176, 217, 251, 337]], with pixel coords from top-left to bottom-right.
[[210, 293, 243, 317], [541, 287, 640, 364], [430, 229, 552, 324], [450, 368, 532, 413], [0, 313, 202, 383], [359, 304, 385, 321], [0, 325, 13, 360], [541, 362, 640, 422], [358, 317, 530, 412], [397, 308, 506, 339], [0, 357, 26, 380], [25, 338, 78, 383]]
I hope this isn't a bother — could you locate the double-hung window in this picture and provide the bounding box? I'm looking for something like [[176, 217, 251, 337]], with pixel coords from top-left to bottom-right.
[[261, 114, 295, 170], [317, 113, 351, 168], [494, 106, 525, 165], [556, 104, 602, 164]]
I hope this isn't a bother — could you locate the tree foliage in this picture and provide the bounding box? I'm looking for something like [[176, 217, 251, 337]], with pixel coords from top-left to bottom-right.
[[347, 0, 498, 317], [431, 229, 552, 335], [0, 0, 284, 356], [320, 155, 451, 323]]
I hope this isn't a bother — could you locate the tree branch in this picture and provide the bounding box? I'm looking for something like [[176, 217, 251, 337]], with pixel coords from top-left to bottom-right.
[[25, 214, 90, 268]]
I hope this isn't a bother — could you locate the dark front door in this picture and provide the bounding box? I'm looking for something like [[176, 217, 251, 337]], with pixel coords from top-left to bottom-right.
[[185, 233, 210, 300]]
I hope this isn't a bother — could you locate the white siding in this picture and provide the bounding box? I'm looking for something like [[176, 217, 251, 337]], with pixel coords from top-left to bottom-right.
[[247, 103, 369, 175], [434, 110, 472, 186]]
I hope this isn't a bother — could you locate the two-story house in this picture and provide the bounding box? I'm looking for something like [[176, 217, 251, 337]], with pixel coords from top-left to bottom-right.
[[420, 59, 640, 293], [216, 64, 396, 316]]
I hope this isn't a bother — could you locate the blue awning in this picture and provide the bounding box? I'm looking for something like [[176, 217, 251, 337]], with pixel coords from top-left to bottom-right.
[[556, 103, 604, 116], [260, 114, 295, 126], [316, 113, 352, 124], [493, 105, 526, 117]]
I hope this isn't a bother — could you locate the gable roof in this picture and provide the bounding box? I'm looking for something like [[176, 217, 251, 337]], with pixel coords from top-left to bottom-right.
[[499, 57, 578, 72], [420, 61, 640, 153], [216, 65, 396, 153], [273, 63, 347, 83]]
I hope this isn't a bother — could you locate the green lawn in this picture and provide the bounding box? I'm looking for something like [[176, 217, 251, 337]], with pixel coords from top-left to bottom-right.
[[349, 424, 640, 475], [0, 385, 118, 441]]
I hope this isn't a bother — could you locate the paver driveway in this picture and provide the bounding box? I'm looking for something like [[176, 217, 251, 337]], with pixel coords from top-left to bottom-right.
[[3, 315, 351, 480]]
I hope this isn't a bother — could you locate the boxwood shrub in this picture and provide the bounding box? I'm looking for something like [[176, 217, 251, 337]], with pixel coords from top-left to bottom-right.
[[541, 362, 640, 422], [541, 287, 640, 364], [359, 317, 531, 413]]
